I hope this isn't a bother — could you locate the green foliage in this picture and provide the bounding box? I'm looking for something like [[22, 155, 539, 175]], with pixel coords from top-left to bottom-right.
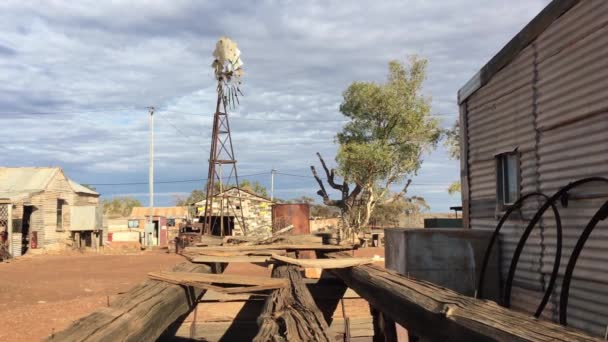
[[445, 119, 460, 160], [448, 181, 461, 195], [369, 194, 430, 227], [175, 189, 206, 206], [239, 179, 268, 198], [337, 57, 440, 189], [327, 57, 439, 232], [444, 120, 461, 194], [102, 197, 142, 217]]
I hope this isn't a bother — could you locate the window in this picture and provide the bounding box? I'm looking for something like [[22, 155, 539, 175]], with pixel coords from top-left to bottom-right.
[[167, 218, 176, 227], [496, 152, 520, 206], [56, 199, 65, 231], [128, 220, 140, 229]]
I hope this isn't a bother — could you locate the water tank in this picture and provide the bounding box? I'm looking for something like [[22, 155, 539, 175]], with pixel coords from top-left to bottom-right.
[[272, 204, 310, 234]]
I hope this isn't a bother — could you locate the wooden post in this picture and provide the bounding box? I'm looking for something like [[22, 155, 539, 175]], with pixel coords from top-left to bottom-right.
[[326, 252, 601, 342]]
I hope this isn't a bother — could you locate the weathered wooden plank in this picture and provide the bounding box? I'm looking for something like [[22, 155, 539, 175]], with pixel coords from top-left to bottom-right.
[[45, 262, 211, 342], [149, 271, 286, 287], [184, 243, 353, 253], [148, 271, 288, 294], [174, 318, 373, 341], [254, 265, 333, 342], [270, 254, 373, 269], [184, 249, 286, 257], [189, 255, 270, 263], [326, 252, 602, 341]]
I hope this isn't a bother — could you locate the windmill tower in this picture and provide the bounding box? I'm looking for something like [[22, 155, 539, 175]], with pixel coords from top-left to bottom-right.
[[202, 37, 247, 236]]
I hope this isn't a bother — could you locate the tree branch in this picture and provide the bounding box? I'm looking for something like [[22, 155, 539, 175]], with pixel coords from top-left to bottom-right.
[[316, 152, 344, 191], [310, 166, 341, 207], [382, 179, 412, 205]]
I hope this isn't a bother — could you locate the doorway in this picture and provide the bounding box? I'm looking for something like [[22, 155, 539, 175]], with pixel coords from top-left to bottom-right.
[[153, 220, 159, 245], [22, 205, 34, 255], [207, 216, 235, 237]]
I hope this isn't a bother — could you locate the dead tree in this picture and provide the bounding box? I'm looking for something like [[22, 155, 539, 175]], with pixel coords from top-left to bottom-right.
[[310, 153, 361, 236]]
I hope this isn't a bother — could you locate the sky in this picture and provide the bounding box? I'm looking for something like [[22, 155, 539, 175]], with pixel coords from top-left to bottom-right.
[[0, 0, 549, 212]]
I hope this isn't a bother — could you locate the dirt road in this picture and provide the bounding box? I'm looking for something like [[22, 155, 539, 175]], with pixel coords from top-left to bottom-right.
[[0, 250, 183, 342]]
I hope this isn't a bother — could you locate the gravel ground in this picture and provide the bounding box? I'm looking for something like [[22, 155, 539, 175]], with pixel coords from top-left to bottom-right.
[[0, 250, 183, 342]]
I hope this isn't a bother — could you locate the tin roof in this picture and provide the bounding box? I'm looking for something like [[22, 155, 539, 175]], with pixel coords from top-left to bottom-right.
[[0, 167, 98, 201], [458, 0, 581, 103], [130, 206, 188, 218]]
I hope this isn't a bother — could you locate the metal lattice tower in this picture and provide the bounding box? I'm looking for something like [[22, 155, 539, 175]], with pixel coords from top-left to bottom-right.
[[201, 96, 247, 236]]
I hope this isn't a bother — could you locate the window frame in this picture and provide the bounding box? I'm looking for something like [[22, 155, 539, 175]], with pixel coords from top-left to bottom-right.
[[496, 151, 520, 209], [128, 219, 140, 229]]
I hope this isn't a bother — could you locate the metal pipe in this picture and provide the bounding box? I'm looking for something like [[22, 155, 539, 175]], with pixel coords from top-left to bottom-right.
[[477, 192, 562, 318]]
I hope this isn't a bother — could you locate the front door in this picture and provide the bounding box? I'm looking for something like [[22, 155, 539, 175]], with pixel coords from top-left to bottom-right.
[[22, 206, 34, 254]]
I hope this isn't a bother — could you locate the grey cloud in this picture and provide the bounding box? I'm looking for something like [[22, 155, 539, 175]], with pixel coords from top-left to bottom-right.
[[0, 0, 550, 208]]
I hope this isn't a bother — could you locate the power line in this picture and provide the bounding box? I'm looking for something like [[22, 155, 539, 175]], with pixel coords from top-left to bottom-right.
[[157, 114, 207, 147], [275, 172, 451, 185], [0, 107, 140, 117], [162, 109, 348, 122], [87, 172, 268, 186], [163, 109, 455, 121]]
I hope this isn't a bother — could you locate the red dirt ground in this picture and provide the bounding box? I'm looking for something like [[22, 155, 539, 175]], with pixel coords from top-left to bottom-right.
[[0, 246, 387, 342], [0, 250, 183, 342]]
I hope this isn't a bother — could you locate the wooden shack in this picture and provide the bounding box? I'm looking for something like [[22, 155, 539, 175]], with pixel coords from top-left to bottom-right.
[[458, 0, 608, 335], [0, 167, 101, 256]]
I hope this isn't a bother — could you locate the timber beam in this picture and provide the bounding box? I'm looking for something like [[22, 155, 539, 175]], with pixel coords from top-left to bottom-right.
[[326, 253, 601, 342], [45, 262, 212, 342]]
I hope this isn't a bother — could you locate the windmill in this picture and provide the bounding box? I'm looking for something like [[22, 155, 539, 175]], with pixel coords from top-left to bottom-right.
[[201, 36, 247, 237]]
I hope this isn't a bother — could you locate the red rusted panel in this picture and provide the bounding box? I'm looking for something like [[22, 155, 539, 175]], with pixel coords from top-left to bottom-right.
[[272, 204, 310, 235]]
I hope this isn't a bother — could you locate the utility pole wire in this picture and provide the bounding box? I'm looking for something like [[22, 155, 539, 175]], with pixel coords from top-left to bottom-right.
[[86, 172, 269, 186]]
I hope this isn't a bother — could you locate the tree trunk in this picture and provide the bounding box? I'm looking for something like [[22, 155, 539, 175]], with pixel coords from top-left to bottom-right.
[[254, 265, 332, 342]]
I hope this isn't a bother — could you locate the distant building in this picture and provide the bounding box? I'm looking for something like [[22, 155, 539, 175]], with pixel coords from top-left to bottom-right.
[[0, 167, 101, 256], [128, 206, 188, 247], [195, 188, 272, 237], [458, 0, 608, 335]]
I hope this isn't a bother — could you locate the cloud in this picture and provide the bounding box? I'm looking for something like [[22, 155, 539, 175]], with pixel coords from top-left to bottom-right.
[[0, 0, 550, 210]]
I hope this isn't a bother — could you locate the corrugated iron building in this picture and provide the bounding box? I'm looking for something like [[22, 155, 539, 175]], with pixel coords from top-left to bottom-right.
[[458, 0, 608, 335], [128, 206, 189, 247], [0, 167, 101, 256]]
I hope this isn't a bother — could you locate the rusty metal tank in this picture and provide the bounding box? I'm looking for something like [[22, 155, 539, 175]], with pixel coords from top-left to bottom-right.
[[271, 203, 310, 235]]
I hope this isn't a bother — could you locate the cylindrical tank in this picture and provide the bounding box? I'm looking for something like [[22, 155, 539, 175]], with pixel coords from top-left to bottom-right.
[[271, 203, 310, 235]]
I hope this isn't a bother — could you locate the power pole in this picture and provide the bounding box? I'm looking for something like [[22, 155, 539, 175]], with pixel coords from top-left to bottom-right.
[[148, 106, 155, 226], [271, 168, 276, 201]]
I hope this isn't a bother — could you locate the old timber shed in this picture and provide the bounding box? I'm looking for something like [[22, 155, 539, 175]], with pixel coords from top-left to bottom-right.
[[458, 0, 608, 336], [0, 167, 101, 256]]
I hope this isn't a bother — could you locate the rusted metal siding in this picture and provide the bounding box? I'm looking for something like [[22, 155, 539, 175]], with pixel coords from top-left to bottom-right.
[[272, 204, 310, 235], [462, 0, 608, 336]]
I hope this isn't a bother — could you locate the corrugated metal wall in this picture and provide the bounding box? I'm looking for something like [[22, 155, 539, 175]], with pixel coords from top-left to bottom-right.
[[535, 0, 608, 335], [464, 0, 608, 335]]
